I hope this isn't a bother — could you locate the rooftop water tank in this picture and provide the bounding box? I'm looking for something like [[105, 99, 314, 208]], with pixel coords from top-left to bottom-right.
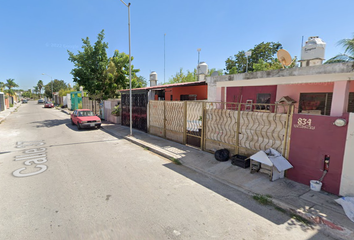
[[198, 62, 208, 75], [150, 71, 157, 81], [301, 36, 326, 61], [150, 71, 158, 86]]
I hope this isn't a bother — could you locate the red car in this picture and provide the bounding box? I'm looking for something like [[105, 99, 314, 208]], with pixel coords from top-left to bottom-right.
[[71, 109, 101, 129], [44, 101, 54, 108]]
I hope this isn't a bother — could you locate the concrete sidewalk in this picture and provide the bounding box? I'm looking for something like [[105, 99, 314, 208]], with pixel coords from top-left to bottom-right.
[[0, 102, 21, 124], [59, 108, 353, 239]]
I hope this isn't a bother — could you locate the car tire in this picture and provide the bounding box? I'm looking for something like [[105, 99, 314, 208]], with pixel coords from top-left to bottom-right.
[[96, 125, 101, 129], [71, 119, 74, 125], [77, 123, 81, 130]]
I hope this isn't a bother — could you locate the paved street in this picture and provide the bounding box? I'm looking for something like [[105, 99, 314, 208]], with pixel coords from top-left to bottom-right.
[[0, 101, 335, 240]]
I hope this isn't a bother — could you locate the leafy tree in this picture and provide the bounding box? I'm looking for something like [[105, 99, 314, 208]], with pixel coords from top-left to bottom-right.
[[325, 34, 354, 64], [22, 90, 32, 98], [132, 75, 147, 88], [37, 80, 44, 98], [253, 57, 297, 71], [59, 88, 74, 97], [225, 42, 283, 74], [72, 82, 81, 91], [4, 78, 19, 96], [68, 30, 139, 102], [0, 82, 4, 92], [208, 68, 223, 76], [33, 86, 39, 97], [68, 30, 108, 101], [109, 50, 140, 91], [44, 79, 68, 98], [167, 68, 196, 84], [5, 78, 19, 90]]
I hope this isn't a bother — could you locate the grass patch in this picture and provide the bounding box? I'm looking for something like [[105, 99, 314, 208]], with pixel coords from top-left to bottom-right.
[[253, 194, 272, 205], [143, 147, 149, 150], [274, 205, 311, 226], [253, 194, 311, 226], [290, 214, 311, 225], [274, 206, 287, 213], [170, 157, 182, 165]]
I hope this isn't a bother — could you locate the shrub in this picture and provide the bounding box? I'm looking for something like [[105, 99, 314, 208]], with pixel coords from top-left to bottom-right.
[[111, 104, 121, 116], [10, 104, 13, 107]]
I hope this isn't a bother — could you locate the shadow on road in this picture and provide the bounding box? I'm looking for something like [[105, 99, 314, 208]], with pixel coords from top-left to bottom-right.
[[30, 119, 100, 132], [31, 119, 70, 128], [162, 162, 318, 235]]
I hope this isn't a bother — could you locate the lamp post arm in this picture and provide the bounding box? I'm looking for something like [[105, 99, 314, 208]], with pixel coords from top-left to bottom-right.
[[120, 0, 129, 7]]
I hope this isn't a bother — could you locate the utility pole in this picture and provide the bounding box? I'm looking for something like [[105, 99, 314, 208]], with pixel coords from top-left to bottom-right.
[[197, 48, 201, 81], [164, 33, 166, 84]]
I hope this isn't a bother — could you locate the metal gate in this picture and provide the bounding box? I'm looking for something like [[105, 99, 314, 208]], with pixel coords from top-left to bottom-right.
[[149, 100, 294, 157], [121, 92, 148, 132]]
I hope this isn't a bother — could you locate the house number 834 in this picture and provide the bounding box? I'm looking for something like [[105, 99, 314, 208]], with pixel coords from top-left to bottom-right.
[[297, 118, 312, 126]]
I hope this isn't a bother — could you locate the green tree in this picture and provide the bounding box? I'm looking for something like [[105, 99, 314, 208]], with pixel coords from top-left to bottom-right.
[[4, 78, 19, 96], [44, 79, 68, 98], [225, 42, 283, 74], [68, 30, 139, 101], [33, 86, 39, 97], [132, 75, 147, 88], [253, 57, 297, 71], [37, 80, 44, 98], [109, 50, 140, 91], [68, 30, 108, 101], [167, 68, 196, 84], [22, 90, 32, 99], [208, 68, 223, 76], [59, 88, 74, 97], [0, 82, 4, 92], [325, 34, 354, 64]]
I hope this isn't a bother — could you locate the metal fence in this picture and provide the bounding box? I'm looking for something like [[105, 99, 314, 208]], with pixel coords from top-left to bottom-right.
[[82, 97, 100, 115], [149, 100, 294, 157], [121, 93, 148, 132]]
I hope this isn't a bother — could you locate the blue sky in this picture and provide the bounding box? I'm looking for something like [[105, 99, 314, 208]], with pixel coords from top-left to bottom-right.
[[1, 0, 353, 90]]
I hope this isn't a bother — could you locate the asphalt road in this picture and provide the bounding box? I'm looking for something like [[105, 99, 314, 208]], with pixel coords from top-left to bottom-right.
[[0, 101, 335, 240]]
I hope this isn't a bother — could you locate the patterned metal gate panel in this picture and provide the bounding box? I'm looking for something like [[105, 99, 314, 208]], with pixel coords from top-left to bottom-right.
[[186, 101, 203, 148], [149, 100, 294, 157], [121, 92, 148, 132]]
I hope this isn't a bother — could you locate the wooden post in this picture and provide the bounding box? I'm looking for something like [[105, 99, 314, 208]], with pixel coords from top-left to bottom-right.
[[284, 104, 294, 159], [235, 102, 242, 155], [163, 101, 166, 138], [201, 102, 205, 150], [183, 101, 187, 144], [282, 104, 293, 157], [148, 100, 150, 133]]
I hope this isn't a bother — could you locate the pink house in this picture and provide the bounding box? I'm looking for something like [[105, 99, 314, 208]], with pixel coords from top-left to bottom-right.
[[207, 62, 354, 195]]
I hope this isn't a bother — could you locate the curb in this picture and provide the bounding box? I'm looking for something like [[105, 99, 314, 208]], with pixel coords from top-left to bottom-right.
[[0, 104, 21, 124], [61, 109, 71, 115]]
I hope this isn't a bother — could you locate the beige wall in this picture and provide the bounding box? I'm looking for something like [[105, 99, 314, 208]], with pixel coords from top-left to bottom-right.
[[340, 113, 354, 196]]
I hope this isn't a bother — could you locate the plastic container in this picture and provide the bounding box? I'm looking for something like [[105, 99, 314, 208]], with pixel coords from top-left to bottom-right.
[[231, 154, 250, 168], [310, 180, 322, 191]]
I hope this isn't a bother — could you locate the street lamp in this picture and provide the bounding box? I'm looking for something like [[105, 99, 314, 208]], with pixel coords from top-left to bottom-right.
[[42, 73, 53, 101], [119, 0, 132, 136]]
